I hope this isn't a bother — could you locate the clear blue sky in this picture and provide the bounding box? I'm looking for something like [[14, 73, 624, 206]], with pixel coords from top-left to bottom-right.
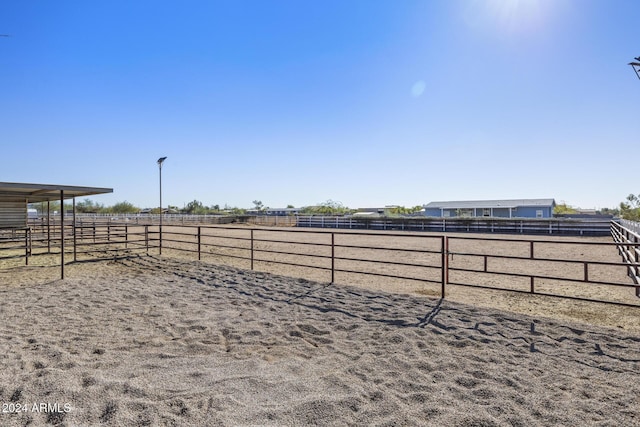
[[1, 0, 638, 210]]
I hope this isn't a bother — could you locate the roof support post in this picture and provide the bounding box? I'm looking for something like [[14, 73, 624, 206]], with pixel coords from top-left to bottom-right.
[[47, 201, 51, 253], [24, 197, 29, 266], [25, 197, 29, 266], [60, 190, 64, 280], [73, 197, 77, 262]]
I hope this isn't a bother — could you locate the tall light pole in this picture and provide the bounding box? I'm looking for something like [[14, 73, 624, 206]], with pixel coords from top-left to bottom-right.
[[157, 156, 167, 254], [630, 57, 640, 81]]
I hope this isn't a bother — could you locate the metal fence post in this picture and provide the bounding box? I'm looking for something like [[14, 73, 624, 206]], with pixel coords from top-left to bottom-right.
[[198, 226, 201, 261], [530, 241, 534, 259], [627, 228, 632, 275], [635, 234, 640, 297], [530, 240, 535, 293], [25, 228, 29, 266], [441, 236, 448, 298], [60, 190, 65, 280], [250, 229, 254, 270], [145, 225, 149, 255], [73, 198, 77, 262], [331, 232, 335, 284], [583, 262, 589, 282]]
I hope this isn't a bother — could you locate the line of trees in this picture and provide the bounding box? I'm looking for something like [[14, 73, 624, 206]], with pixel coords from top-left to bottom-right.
[[553, 203, 578, 215], [553, 197, 640, 219], [30, 198, 423, 217], [29, 199, 246, 215], [30, 200, 140, 214], [300, 200, 352, 215], [387, 205, 424, 215], [620, 194, 640, 221]]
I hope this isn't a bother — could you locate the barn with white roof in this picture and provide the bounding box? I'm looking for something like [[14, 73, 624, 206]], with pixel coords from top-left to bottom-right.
[[423, 199, 556, 218]]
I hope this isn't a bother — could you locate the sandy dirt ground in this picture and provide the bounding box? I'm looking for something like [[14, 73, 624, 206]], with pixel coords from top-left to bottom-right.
[[0, 256, 639, 426], [1, 226, 639, 425]]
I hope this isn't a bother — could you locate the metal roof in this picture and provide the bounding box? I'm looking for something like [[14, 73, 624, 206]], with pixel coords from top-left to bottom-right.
[[0, 182, 113, 203], [424, 199, 556, 209]]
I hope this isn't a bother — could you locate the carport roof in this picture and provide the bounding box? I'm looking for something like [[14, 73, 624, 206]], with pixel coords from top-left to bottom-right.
[[0, 182, 113, 203]]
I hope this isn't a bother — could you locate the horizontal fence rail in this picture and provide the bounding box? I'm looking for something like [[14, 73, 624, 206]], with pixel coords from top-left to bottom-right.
[[2, 222, 639, 307], [0, 227, 31, 263], [445, 235, 640, 304], [294, 216, 613, 236], [611, 220, 640, 296], [1, 223, 155, 269], [149, 225, 640, 306], [158, 226, 446, 291], [620, 219, 640, 235], [27, 214, 613, 236]]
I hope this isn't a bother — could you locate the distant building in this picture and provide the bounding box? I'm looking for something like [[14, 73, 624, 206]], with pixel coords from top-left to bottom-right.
[[247, 208, 302, 216], [575, 209, 598, 215], [352, 206, 399, 217], [423, 199, 556, 219]]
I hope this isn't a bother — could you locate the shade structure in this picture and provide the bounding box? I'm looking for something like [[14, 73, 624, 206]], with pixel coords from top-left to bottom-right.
[[0, 182, 113, 279], [0, 182, 113, 203]]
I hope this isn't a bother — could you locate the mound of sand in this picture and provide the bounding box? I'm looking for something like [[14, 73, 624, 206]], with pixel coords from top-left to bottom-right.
[[0, 256, 639, 425]]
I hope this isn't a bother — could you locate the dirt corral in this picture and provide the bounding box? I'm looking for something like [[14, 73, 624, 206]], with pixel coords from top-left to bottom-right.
[[155, 226, 640, 330], [2, 224, 638, 330]]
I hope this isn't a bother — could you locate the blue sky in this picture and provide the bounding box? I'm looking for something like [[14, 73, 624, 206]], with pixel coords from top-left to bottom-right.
[[1, 0, 638, 210]]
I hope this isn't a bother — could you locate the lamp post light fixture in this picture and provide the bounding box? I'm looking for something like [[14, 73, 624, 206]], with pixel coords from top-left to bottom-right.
[[157, 156, 167, 254], [630, 57, 640, 81]]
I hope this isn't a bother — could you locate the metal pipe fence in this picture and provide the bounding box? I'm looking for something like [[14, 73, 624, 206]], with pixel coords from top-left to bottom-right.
[[3, 222, 639, 307], [295, 215, 613, 236], [72, 224, 153, 260], [611, 220, 640, 295], [620, 219, 640, 235], [1, 223, 155, 267], [153, 224, 640, 307], [445, 234, 640, 304], [37, 214, 248, 226], [159, 225, 444, 287], [0, 227, 31, 263], [33, 214, 614, 236]]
